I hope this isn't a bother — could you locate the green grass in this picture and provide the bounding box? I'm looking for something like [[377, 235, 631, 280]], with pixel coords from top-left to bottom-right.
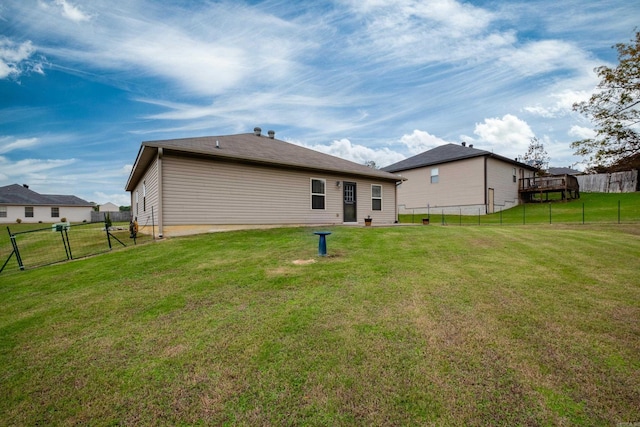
[[1, 223, 639, 425], [399, 192, 640, 225]]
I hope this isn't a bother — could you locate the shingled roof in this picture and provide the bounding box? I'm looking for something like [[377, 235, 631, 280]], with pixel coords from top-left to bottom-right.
[[0, 184, 92, 206], [382, 143, 535, 173], [126, 132, 402, 191]]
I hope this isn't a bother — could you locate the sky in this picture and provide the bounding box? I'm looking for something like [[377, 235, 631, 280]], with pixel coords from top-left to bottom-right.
[[1, 0, 638, 206]]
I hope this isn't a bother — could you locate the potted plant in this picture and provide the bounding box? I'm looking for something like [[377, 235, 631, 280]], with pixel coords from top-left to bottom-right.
[[365, 215, 372, 226], [422, 217, 430, 225]]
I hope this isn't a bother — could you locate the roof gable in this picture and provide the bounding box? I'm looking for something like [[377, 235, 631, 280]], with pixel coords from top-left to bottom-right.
[[0, 184, 92, 206], [382, 144, 490, 172], [382, 143, 536, 173], [127, 133, 402, 191]]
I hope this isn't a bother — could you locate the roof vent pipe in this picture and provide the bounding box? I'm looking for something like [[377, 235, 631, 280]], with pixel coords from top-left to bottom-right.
[[254, 127, 262, 136], [469, 144, 473, 148], [461, 142, 466, 147], [216, 140, 220, 149], [268, 130, 275, 139]]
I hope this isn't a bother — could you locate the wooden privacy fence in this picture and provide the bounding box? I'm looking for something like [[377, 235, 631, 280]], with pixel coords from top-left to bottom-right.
[[90, 210, 132, 223], [577, 170, 639, 193]]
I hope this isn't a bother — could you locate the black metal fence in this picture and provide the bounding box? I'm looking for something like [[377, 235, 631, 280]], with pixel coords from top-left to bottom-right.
[[398, 198, 640, 226], [1, 218, 153, 273]]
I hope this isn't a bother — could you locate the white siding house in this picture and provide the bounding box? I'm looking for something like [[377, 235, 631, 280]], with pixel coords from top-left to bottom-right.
[[383, 143, 537, 215], [0, 184, 93, 223], [125, 129, 403, 237]]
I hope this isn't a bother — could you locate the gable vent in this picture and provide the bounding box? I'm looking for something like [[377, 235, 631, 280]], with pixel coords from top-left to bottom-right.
[[254, 127, 262, 136]]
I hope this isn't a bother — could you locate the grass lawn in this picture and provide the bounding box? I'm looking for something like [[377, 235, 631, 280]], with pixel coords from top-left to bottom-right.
[[399, 192, 640, 225], [1, 223, 639, 425]]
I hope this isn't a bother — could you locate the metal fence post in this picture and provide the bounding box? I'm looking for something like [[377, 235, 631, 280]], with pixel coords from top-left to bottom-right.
[[152, 206, 156, 239], [8, 227, 24, 270], [618, 200, 621, 224], [105, 216, 112, 249]]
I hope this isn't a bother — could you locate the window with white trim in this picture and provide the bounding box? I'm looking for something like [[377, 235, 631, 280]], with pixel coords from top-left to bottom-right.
[[371, 185, 382, 211], [430, 168, 439, 184], [25, 207, 34, 218], [143, 181, 146, 212], [311, 178, 326, 210], [0, 206, 6, 218], [51, 207, 60, 218], [513, 168, 517, 183]]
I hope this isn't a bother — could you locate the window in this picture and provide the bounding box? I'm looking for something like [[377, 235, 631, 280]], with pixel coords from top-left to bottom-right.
[[25, 207, 34, 218], [51, 207, 60, 218], [513, 168, 517, 183], [0, 206, 6, 218], [311, 179, 326, 210], [143, 181, 146, 212], [135, 191, 139, 215], [430, 168, 439, 184], [371, 185, 382, 211]]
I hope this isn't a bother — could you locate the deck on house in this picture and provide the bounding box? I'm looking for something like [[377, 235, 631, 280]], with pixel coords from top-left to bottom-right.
[[519, 174, 580, 202]]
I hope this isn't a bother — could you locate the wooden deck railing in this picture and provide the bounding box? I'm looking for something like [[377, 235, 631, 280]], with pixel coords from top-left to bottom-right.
[[519, 174, 580, 201]]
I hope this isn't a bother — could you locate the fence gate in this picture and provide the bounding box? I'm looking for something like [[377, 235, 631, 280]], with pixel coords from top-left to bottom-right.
[[1, 220, 128, 273]]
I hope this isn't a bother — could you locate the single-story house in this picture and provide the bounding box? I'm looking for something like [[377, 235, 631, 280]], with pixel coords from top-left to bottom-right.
[[98, 202, 120, 212], [382, 143, 537, 215], [547, 167, 582, 176], [125, 128, 404, 237], [0, 184, 93, 223]]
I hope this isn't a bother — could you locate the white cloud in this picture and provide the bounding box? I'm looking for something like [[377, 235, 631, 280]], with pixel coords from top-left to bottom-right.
[[293, 138, 405, 168], [474, 114, 534, 156], [500, 40, 589, 76], [54, 0, 92, 22], [524, 89, 593, 118], [94, 191, 130, 206], [568, 125, 595, 140], [399, 129, 451, 155], [30, 2, 310, 97], [0, 38, 37, 79], [345, 0, 515, 64], [0, 137, 40, 154]]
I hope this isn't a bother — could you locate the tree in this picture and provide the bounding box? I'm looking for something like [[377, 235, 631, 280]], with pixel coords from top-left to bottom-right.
[[364, 160, 379, 169], [572, 31, 640, 168], [521, 137, 550, 174]]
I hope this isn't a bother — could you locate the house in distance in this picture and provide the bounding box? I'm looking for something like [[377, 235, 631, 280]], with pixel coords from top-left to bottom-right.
[[0, 184, 93, 223], [125, 128, 404, 237], [382, 143, 537, 215]]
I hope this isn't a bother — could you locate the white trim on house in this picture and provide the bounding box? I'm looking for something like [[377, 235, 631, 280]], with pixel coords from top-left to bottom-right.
[[310, 178, 326, 210]]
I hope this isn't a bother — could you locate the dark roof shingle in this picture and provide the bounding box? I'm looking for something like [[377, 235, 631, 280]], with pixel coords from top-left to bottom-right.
[[0, 184, 92, 206], [382, 143, 536, 173], [127, 132, 402, 190]]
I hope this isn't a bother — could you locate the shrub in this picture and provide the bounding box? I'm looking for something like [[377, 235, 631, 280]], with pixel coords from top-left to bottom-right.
[[61, 217, 67, 223], [16, 218, 22, 224]]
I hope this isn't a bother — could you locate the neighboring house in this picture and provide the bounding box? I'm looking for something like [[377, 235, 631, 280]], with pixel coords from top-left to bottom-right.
[[548, 167, 582, 176], [382, 143, 537, 215], [99, 202, 120, 212], [0, 184, 93, 223], [125, 129, 403, 237]]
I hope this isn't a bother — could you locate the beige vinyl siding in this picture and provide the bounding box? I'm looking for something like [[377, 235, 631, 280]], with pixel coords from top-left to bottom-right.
[[397, 157, 485, 209], [130, 156, 159, 231], [161, 155, 396, 226], [486, 157, 523, 210]]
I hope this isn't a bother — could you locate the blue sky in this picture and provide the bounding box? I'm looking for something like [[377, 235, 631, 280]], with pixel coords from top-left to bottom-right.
[[1, 0, 638, 206]]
